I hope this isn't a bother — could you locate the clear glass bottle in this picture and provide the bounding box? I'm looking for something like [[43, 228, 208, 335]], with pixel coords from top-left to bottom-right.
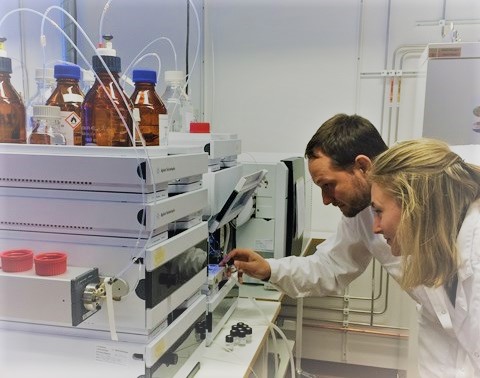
[[162, 70, 194, 133], [26, 67, 55, 137], [81, 54, 133, 146], [46, 64, 84, 145], [0, 38, 26, 144], [130, 69, 167, 146], [28, 105, 65, 145]]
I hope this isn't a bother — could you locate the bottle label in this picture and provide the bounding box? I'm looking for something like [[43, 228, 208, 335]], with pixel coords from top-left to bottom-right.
[[62, 93, 84, 103], [59, 110, 81, 145], [159, 114, 169, 146]]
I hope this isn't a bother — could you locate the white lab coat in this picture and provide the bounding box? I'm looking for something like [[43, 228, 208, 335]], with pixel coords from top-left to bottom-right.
[[268, 199, 480, 377]]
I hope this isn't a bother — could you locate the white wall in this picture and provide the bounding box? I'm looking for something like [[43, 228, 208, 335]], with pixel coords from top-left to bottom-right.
[[204, 0, 480, 236]]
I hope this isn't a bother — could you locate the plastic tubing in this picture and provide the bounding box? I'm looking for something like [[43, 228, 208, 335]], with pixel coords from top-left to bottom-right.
[[249, 296, 296, 378], [185, 0, 201, 89], [129, 52, 162, 82], [99, 0, 113, 45], [34, 6, 156, 282], [122, 36, 178, 88]]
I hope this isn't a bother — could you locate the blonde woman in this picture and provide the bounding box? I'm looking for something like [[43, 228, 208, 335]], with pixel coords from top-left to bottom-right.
[[370, 138, 480, 377]]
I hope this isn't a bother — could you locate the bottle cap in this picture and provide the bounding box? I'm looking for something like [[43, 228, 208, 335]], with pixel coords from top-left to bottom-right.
[[245, 326, 252, 335], [32, 105, 61, 119], [238, 329, 246, 337], [54, 64, 81, 80], [226, 335, 233, 343], [34, 252, 67, 276], [164, 70, 185, 83], [0, 56, 12, 73], [132, 69, 157, 84], [0, 249, 34, 272], [92, 55, 121, 73], [35, 67, 55, 82], [190, 122, 210, 133]]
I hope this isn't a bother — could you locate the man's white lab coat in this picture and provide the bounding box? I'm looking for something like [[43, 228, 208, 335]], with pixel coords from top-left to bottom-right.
[[267, 199, 480, 377]]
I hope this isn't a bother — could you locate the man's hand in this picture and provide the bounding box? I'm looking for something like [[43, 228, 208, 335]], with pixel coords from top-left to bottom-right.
[[220, 248, 271, 281]]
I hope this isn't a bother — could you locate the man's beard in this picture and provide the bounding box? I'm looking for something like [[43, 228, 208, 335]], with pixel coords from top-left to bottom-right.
[[338, 191, 371, 218]]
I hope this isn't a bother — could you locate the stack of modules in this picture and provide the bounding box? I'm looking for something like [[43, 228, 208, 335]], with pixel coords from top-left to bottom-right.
[[0, 143, 210, 378]]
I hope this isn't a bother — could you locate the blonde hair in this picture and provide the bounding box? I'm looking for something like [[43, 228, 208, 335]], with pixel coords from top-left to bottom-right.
[[370, 138, 480, 290]]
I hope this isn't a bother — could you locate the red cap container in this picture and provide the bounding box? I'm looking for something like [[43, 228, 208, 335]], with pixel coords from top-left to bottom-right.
[[190, 122, 210, 133], [0, 249, 34, 272], [34, 252, 67, 276]]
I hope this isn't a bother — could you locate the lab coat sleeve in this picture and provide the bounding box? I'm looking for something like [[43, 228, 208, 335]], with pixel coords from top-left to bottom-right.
[[267, 212, 374, 298]]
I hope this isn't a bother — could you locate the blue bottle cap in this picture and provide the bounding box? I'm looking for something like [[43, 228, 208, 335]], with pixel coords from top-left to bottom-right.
[[132, 69, 157, 84], [54, 64, 81, 80]]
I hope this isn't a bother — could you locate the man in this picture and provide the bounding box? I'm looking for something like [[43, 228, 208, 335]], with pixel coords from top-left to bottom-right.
[[221, 113, 403, 297]]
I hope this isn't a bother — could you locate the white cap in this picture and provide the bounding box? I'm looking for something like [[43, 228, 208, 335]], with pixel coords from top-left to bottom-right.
[[96, 38, 116, 57], [32, 105, 61, 118], [35, 68, 55, 82], [165, 70, 186, 83]]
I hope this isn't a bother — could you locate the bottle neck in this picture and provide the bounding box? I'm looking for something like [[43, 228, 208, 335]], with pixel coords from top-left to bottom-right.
[[95, 71, 120, 82], [134, 82, 155, 90], [56, 78, 79, 85], [0, 71, 12, 80]]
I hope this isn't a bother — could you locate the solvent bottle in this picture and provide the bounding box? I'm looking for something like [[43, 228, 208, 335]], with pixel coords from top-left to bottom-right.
[[81, 36, 133, 146], [46, 64, 84, 145], [162, 70, 194, 133], [28, 105, 65, 145], [26, 67, 55, 137], [130, 69, 168, 146], [0, 37, 26, 143]]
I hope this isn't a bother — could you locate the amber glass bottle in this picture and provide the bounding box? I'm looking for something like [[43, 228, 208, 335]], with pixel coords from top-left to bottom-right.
[[130, 69, 167, 146], [0, 55, 26, 143], [81, 55, 133, 146], [46, 64, 84, 145]]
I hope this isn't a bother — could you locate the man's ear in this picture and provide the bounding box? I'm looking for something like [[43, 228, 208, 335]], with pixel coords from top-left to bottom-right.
[[354, 155, 372, 174]]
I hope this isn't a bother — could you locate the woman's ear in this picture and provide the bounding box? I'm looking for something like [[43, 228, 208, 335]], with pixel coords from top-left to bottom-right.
[[355, 155, 372, 174]]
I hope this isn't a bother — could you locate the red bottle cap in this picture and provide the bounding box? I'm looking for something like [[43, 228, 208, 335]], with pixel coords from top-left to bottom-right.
[[0, 249, 34, 272], [190, 122, 210, 133], [34, 252, 67, 276]]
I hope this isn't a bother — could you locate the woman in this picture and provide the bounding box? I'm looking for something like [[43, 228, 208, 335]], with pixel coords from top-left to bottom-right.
[[369, 138, 480, 377]]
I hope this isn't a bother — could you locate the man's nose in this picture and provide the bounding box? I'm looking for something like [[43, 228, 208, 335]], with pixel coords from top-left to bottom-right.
[[321, 190, 334, 206]]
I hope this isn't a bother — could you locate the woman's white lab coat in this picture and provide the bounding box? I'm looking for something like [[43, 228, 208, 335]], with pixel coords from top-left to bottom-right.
[[267, 199, 480, 377]]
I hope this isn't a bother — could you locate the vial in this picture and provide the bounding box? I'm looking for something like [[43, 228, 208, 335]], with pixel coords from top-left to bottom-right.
[[230, 329, 239, 346], [225, 334, 234, 352], [245, 326, 252, 343], [238, 329, 246, 346]]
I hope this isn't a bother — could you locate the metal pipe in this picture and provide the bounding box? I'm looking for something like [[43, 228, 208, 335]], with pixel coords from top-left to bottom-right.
[[281, 316, 409, 337]]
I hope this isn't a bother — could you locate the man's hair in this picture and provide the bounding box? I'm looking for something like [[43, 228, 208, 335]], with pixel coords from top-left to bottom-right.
[[305, 113, 388, 169], [370, 138, 480, 289]]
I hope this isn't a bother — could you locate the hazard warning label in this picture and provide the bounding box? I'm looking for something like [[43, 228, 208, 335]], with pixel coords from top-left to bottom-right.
[[65, 111, 81, 129]]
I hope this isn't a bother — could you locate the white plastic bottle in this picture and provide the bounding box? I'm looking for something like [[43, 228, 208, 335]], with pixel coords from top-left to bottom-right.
[[161, 70, 194, 133], [26, 68, 55, 137]]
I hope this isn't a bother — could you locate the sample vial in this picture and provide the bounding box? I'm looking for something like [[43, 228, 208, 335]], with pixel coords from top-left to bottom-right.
[[0, 38, 26, 143], [130, 69, 167, 146], [46, 64, 84, 145], [230, 329, 239, 346], [225, 335, 234, 352], [238, 329, 246, 346], [245, 326, 252, 343]]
